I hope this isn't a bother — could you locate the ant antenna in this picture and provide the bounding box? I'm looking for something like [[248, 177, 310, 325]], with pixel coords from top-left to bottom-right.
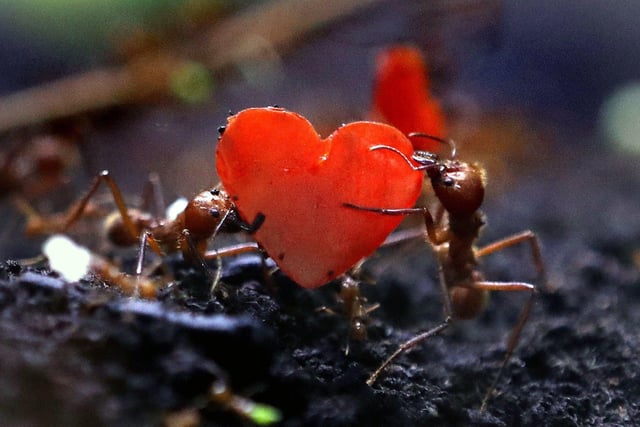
[[212, 208, 234, 238], [407, 132, 457, 159], [369, 145, 439, 171]]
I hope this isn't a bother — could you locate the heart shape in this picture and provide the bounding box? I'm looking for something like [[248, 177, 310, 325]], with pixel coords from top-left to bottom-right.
[[216, 107, 423, 288], [372, 45, 447, 152]]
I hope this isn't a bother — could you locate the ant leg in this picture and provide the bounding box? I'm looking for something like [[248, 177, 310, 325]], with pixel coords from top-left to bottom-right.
[[42, 170, 162, 255], [12, 196, 62, 237], [332, 270, 379, 356], [14, 171, 164, 257], [433, 202, 445, 225], [78, 171, 165, 257], [467, 280, 536, 411], [366, 319, 452, 386], [343, 203, 443, 244], [136, 231, 154, 276], [473, 232, 547, 408], [88, 251, 158, 299], [315, 272, 381, 356], [203, 242, 260, 258], [176, 229, 225, 297], [475, 230, 549, 290], [129, 230, 173, 297], [135, 230, 170, 274], [367, 264, 453, 386], [381, 226, 426, 246], [342, 204, 427, 216], [59, 171, 116, 231], [208, 375, 282, 423], [203, 242, 262, 296], [139, 172, 165, 218]]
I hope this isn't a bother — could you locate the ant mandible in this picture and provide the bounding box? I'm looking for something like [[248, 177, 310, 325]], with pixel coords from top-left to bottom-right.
[[18, 170, 265, 295], [345, 134, 547, 410]]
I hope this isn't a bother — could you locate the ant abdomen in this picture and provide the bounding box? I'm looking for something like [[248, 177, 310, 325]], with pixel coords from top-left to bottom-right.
[[450, 286, 488, 320]]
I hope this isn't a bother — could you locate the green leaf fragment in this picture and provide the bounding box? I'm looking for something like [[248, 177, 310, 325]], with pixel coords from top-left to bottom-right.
[[248, 403, 283, 425]]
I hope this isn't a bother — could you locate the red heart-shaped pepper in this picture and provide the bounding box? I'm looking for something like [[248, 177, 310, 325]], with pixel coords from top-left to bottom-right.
[[216, 107, 423, 288], [372, 45, 447, 152]]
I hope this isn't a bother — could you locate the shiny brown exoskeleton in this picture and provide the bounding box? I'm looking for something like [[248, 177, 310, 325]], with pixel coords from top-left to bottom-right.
[[345, 141, 547, 410], [317, 270, 380, 355], [19, 170, 263, 294]]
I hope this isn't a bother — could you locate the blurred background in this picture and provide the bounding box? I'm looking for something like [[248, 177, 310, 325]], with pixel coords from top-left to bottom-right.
[[0, 0, 639, 259]]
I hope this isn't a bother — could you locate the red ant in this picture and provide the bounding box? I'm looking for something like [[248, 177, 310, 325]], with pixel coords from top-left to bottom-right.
[[42, 233, 161, 298], [345, 134, 547, 410], [18, 170, 264, 296], [1, 133, 80, 200], [164, 361, 282, 426], [317, 263, 381, 355]]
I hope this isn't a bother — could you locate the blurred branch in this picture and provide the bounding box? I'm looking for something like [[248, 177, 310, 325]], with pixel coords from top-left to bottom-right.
[[0, 0, 380, 133], [199, 0, 379, 69]]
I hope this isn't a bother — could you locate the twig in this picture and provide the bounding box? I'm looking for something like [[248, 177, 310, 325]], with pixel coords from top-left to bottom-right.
[[0, 0, 381, 133]]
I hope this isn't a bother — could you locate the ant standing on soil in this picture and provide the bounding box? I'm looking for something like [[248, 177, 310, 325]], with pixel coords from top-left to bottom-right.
[[18, 169, 265, 296], [316, 264, 381, 355], [345, 134, 547, 410], [1, 134, 80, 200], [42, 233, 161, 298]]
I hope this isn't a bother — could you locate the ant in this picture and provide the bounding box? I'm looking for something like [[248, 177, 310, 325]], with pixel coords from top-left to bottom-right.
[[344, 134, 547, 410], [18, 170, 265, 296], [316, 263, 381, 355], [164, 361, 282, 426], [42, 233, 160, 298], [207, 373, 282, 424], [1, 133, 80, 200]]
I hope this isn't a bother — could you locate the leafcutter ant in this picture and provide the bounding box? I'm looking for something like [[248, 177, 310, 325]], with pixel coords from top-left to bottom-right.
[[18, 170, 265, 296], [316, 262, 381, 355], [344, 134, 547, 410], [1, 134, 80, 200], [164, 360, 282, 426], [207, 374, 282, 425], [43, 234, 160, 298]]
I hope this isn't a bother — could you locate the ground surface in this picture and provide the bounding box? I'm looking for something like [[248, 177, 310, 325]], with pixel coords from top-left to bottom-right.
[[2, 1, 640, 426], [1, 144, 639, 427]]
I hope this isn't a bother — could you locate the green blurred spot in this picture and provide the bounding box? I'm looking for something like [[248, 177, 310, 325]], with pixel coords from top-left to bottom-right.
[[249, 403, 283, 425], [169, 61, 215, 104], [0, 0, 230, 56], [600, 81, 640, 155]]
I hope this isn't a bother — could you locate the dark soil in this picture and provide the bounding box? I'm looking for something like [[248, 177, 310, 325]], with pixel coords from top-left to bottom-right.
[[1, 144, 639, 427], [2, 2, 640, 426]]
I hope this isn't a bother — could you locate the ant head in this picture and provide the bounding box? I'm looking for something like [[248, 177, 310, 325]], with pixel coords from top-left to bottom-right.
[[183, 188, 234, 239], [429, 161, 485, 216]]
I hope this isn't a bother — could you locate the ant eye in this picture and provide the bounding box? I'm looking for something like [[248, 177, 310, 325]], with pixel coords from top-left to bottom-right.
[[210, 188, 220, 196], [443, 177, 455, 186], [210, 208, 220, 218]]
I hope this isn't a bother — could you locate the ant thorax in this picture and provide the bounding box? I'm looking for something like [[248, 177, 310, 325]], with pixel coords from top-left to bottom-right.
[[104, 209, 157, 247]]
